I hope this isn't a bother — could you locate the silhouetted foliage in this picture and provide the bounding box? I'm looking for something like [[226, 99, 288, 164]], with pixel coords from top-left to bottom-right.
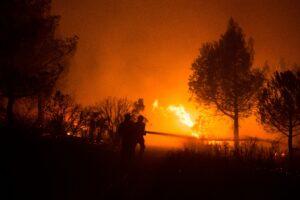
[[257, 70, 300, 159], [93, 97, 145, 143], [189, 18, 264, 149], [44, 91, 81, 136], [96, 97, 131, 135], [0, 0, 78, 126]]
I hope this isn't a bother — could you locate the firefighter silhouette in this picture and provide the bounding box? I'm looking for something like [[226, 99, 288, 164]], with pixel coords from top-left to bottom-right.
[[135, 115, 146, 156], [117, 113, 136, 163]]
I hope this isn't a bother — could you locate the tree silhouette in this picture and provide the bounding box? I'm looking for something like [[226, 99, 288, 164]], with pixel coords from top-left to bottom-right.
[[93, 97, 145, 143], [257, 70, 300, 159], [34, 34, 77, 127], [0, 0, 77, 126], [189, 18, 264, 149], [94, 97, 132, 140], [44, 91, 81, 136]]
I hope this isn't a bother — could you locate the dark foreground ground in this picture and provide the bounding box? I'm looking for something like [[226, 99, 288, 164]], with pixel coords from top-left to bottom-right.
[[5, 132, 300, 200]]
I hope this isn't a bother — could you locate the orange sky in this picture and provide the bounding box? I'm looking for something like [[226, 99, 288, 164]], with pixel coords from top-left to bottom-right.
[[52, 0, 300, 146]]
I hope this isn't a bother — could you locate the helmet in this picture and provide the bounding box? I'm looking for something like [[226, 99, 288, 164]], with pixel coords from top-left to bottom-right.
[[137, 115, 144, 122], [124, 113, 131, 121]]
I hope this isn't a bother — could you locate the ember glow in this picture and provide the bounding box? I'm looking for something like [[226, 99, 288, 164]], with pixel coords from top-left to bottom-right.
[[152, 99, 159, 110]]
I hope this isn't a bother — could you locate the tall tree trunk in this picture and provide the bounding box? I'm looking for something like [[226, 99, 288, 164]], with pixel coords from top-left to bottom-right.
[[37, 94, 44, 126], [7, 95, 15, 127], [233, 99, 239, 151], [288, 122, 293, 162], [233, 111, 239, 151]]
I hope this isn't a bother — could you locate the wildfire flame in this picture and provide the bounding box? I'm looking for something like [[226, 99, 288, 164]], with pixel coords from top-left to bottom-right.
[[152, 99, 200, 138], [167, 105, 194, 128]]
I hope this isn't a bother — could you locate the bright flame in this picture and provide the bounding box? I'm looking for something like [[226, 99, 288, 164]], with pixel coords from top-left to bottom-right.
[[167, 105, 194, 128], [152, 99, 159, 109], [191, 131, 200, 138], [151, 100, 204, 138]]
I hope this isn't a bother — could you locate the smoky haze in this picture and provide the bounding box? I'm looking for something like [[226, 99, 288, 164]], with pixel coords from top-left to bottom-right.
[[52, 0, 300, 140]]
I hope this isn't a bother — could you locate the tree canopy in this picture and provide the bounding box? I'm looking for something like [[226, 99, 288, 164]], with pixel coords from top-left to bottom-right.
[[189, 18, 264, 148], [0, 0, 78, 125], [257, 70, 300, 158]]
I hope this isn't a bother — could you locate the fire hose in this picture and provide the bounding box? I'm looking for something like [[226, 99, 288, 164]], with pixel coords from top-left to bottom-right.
[[145, 131, 276, 143]]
